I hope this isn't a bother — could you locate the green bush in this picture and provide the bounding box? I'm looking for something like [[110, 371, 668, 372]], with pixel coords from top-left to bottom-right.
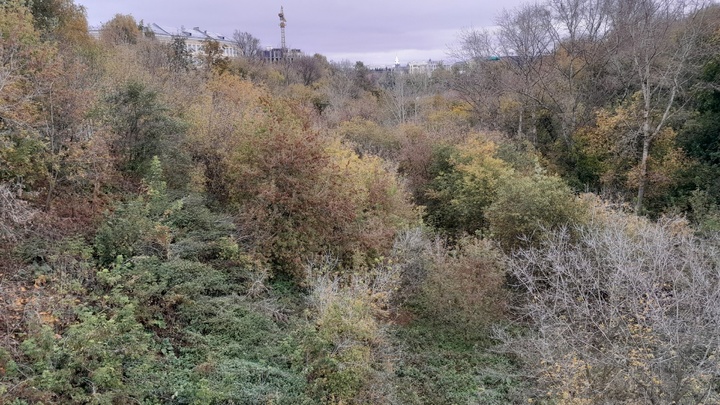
[[94, 157, 178, 264], [16, 305, 160, 404], [486, 172, 585, 249], [192, 358, 312, 404], [424, 137, 513, 236], [166, 194, 239, 261], [165, 294, 313, 404], [94, 199, 157, 264], [103, 81, 187, 177]]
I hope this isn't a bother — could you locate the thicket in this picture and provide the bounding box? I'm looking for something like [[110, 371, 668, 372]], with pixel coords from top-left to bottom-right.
[[502, 202, 720, 403], [2, 0, 720, 403]]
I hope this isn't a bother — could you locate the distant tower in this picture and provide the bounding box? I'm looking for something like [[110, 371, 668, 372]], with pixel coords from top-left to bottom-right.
[[278, 6, 287, 51]]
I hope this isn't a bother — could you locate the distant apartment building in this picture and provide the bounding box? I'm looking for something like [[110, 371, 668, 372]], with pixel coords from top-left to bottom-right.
[[408, 59, 442, 75], [367, 58, 445, 74], [90, 23, 305, 62], [262, 47, 303, 63], [145, 23, 239, 58], [88, 23, 239, 58]]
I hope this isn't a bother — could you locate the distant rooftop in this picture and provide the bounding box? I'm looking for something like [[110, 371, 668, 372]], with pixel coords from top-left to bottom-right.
[[146, 23, 230, 42]]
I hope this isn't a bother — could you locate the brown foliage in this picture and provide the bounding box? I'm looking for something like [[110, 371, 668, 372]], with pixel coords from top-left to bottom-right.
[[31, 0, 92, 47], [99, 14, 140, 46], [421, 236, 508, 330], [187, 75, 418, 279]]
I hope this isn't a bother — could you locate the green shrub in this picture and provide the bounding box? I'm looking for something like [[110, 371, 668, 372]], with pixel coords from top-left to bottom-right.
[[424, 136, 513, 236], [103, 81, 187, 177], [15, 304, 160, 404], [486, 172, 585, 249], [392, 320, 522, 405], [166, 194, 239, 261], [94, 158, 178, 264], [94, 199, 158, 264], [192, 358, 312, 404], [688, 188, 720, 235], [98, 257, 231, 325]]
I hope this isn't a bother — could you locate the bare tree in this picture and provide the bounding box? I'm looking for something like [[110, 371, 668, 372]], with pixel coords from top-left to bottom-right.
[[498, 4, 554, 74], [320, 61, 357, 125], [544, 0, 616, 138], [450, 27, 499, 61], [494, 0, 617, 144], [291, 55, 325, 86], [455, 5, 555, 139], [379, 71, 410, 124], [232, 30, 262, 59], [450, 59, 508, 131], [450, 28, 503, 125]]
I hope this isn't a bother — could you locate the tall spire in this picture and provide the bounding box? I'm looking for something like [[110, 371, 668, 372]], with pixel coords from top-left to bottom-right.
[[278, 6, 287, 51]]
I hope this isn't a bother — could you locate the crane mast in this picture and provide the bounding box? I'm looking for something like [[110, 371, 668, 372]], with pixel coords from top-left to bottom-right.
[[278, 6, 287, 51]]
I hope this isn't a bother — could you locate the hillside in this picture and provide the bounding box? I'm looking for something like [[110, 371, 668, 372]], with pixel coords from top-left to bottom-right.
[[3, 0, 720, 403]]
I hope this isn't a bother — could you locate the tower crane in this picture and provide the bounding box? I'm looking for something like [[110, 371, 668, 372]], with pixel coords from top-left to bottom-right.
[[278, 6, 287, 51]]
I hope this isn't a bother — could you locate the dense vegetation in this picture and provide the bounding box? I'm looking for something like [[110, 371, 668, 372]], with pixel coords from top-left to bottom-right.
[[2, 0, 720, 403]]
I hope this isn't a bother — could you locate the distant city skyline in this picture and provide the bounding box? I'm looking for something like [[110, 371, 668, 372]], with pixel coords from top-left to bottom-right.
[[77, 1, 525, 65]]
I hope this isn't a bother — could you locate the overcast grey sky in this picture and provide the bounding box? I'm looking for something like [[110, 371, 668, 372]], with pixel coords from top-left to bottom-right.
[[77, 1, 523, 65]]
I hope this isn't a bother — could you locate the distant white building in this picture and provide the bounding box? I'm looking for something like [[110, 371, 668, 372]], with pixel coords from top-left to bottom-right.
[[145, 23, 239, 58], [408, 59, 442, 75], [89, 23, 239, 58], [365, 58, 445, 74]]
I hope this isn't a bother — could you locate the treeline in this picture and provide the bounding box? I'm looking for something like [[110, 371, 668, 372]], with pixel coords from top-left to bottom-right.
[[2, 0, 720, 403], [451, 0, 720, 218]]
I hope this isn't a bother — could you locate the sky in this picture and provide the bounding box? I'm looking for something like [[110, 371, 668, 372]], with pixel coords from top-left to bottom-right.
[[77, 1, 524, 66]]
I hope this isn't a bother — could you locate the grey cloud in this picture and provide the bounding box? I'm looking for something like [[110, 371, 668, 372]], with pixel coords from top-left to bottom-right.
[[78, 0, 524, 64]]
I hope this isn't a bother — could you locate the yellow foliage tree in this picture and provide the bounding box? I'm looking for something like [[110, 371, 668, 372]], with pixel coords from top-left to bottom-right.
[[576, 97, 688, 210]]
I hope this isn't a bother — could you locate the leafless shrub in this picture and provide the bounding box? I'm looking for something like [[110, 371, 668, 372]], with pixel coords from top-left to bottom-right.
[[390, 227, 509, 332], [0, 183, 36, 242], [244, 265, 270, 299], [306, 254, 402, 319], [247, 298, 289, 324], [423, 236, 508, 332], [502, 207, 720, 403], [389, 227, 441, 305]]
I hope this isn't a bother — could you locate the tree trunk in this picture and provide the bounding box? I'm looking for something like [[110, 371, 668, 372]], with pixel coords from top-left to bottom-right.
[[531, 109, 538, 145], [635, 72, 653, 214], [636, 122, 651, 214], [517, 107, 524, 139]]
